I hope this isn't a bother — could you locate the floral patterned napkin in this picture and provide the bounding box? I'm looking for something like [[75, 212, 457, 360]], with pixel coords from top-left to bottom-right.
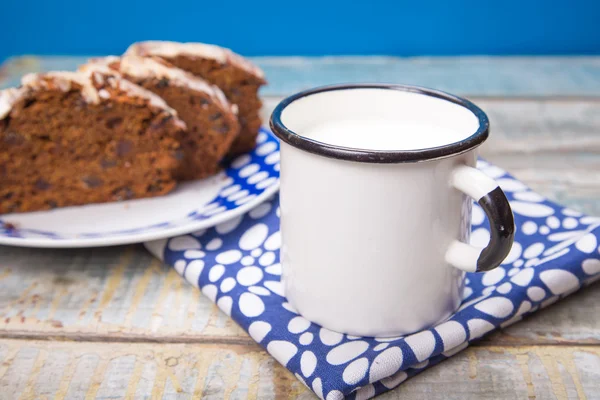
[[146, 160, 600, 399]]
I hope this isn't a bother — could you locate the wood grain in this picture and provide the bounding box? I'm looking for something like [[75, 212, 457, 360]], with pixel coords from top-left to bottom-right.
[[1, 244, 599, 347], [1, 97, 597, 343], [0, 245, 247, 342], [0, 56, 599, 399], [1, 339, 600, 400], [2, 56, 600, 97], [0, 339, 309, 400], [379, 346, 600, 400]]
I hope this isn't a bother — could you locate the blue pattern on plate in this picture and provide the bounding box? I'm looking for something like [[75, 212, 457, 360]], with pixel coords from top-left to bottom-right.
[[0, 128, 280, 241], [149, 159, 600, 399]]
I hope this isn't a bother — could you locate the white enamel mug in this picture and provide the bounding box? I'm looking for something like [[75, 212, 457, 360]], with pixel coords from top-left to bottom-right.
[[270, 84, 514, 337]]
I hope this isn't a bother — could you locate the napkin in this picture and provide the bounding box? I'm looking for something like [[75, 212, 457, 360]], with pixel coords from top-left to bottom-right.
[[145, 159, 600, 400]]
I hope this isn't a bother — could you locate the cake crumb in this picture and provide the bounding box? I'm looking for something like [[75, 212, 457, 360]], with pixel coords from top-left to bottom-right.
[[2, 222, 17, 230]]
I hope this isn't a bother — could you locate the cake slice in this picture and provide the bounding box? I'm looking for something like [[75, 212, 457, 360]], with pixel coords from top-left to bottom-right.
[[81, 55, 239, 180], [0, 69, 186, 214], [125, 41, 266, 155]]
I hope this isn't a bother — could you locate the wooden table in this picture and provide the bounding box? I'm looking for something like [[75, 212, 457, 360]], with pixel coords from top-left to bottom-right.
[[1, 56, 600, 399]]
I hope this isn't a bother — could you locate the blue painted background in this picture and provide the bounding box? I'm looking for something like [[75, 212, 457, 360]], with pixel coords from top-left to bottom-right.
[[2, 0, 599, 62]]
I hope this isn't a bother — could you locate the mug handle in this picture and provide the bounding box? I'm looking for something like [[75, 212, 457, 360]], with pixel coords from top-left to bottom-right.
[[445, 165, 515, 273]]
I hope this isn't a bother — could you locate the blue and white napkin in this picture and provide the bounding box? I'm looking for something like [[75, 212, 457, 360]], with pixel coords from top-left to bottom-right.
[[145, 160, 600, 400]]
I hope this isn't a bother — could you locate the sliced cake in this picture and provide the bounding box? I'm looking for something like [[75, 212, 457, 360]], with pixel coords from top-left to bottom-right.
[[125, 41, 266, 155], [81, 55, 240, 180], [0, 69, 186, 214]]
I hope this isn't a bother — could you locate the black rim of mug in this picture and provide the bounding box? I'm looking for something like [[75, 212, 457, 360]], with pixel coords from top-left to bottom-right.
[[269, 83, 490, 163]]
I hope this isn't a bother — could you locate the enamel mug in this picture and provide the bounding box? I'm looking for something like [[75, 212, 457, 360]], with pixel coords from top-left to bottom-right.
[[269, 84, 515, 337]]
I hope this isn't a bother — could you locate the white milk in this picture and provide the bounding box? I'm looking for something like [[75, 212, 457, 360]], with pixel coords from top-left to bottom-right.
[[302, 118, 468, 151], [281, 88, 479, 151]]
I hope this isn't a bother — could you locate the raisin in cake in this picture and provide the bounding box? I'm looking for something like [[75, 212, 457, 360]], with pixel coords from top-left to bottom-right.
[[82, 55, 239, 180], [0, 69, 186, 214], [126, 41, 266, 155]]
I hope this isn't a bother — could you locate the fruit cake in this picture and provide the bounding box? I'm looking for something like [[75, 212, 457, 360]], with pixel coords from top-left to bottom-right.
[[0, 69, 186, 214], [81, 55, 239, 180], [125, 41, 266, 155]]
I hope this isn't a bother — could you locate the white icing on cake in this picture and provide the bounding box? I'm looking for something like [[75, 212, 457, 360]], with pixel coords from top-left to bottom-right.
[[0, 87, 27, 119], [83, 56, 235, 114], [127, 41, 227, 62], [125, 41, 265, 81], [22, 71, 102, 104], [1, 70, 186, 131], [80, 66, 176, 112]]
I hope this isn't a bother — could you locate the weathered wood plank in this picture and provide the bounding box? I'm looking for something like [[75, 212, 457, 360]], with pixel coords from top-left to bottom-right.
[[476, 98, 600, 215], [1, 241, 599, 346], [0, 98, 599, 342], [1, 247, 599, 350], [484, 284, 600, 346], [1, 339, 600, 399], [2, 56, 600, 97], [0, 339, 308, 400], [0, 57, 599, 398], [379, 346, 600, 400], [0, 245, 247, 341]]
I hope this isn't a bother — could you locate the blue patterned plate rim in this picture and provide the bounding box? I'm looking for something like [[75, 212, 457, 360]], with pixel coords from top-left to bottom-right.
[[0, 128, 280, 248]]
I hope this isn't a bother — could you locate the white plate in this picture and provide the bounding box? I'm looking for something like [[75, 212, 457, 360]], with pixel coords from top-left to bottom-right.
[[0, 128, 280, 248]]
